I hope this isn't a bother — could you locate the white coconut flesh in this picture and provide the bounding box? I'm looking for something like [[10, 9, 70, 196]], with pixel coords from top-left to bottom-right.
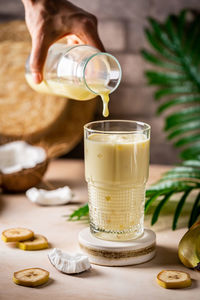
[[48, 248, 91, 274], [26, 186, 73, 206], [0, 141, 46, 174]]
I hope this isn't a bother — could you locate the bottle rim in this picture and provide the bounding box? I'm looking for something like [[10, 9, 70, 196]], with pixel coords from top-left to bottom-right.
[[84, 120, 151, 135], [82, 51, 122, 95]]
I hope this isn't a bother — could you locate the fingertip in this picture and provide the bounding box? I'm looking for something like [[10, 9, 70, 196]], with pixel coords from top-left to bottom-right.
[[98, 42, 106, 53], [32, 72, 42, 84], [80, 30, 105, 52]]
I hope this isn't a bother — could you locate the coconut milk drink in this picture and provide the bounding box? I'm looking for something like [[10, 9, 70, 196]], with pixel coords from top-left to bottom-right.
[[84, 121, 150, 241]]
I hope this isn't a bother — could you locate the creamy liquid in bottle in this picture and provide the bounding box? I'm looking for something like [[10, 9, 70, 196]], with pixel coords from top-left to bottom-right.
[[25, 75, 110, 117], [85, 133, 150, 240]]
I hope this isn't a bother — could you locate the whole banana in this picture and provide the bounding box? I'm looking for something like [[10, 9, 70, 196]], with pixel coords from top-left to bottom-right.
[[178, 220, 200, 270]]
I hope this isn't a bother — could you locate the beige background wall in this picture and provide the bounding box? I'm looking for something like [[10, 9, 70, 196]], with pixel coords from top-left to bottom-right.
[[1, 0, 200, 164]]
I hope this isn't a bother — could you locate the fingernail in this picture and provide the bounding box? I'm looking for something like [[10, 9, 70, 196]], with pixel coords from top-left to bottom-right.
[[32, 72, 42, 84]]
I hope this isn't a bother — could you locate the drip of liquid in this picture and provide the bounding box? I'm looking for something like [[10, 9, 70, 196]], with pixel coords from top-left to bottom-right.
[[26, 75, 111, 117], [99, 92, 110, 117]]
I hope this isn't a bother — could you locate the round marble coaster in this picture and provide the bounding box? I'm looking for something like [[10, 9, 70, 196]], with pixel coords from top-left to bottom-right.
[[78, 228, 156, 266]]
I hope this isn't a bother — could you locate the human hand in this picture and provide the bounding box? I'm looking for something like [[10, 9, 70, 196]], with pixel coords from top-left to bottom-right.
[[22, 0, 104, 83]]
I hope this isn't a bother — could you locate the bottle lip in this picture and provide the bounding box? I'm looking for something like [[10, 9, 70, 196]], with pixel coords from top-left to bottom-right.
[[82, 51, 122, 95]]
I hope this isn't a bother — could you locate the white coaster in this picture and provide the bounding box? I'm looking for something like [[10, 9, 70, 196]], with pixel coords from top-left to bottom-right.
[[78, 227, 156, 266]]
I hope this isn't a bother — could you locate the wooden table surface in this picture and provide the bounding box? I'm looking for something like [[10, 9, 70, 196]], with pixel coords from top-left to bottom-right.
[[0, 159, 199, 300]]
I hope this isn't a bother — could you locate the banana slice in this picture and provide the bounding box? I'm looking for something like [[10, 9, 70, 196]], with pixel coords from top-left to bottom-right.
[[157, 270, 192, 289], [17, 234, 48, 250], [13, 268, 49, 287], [1, 228, 34, 242]]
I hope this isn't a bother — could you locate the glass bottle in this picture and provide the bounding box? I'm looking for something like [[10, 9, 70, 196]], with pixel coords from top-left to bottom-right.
[[25, 43, 121, 102]]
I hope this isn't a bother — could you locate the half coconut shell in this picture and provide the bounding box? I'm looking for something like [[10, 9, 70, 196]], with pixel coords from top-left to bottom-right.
[[0, 159, 48, 193]]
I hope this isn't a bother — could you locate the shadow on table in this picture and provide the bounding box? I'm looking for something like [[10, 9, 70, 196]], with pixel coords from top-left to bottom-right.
[[187, 279, 199, 290], [150, 245, 179, 267], [36, 278, 55, 289], [71, 267, 103, 279], [127, 246, 179, 269], [0, 194, 5, 214], [39, 179, 85, 190]]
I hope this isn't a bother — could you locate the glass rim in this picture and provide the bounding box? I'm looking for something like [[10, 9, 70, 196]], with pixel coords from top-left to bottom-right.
[[83, 52, 122, 95], [84, 120, 151, 134]]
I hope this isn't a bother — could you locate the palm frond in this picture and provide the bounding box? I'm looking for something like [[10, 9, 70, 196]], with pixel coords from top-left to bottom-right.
[[151, 192, 173, 225], [188, 192, 200, 227], [172, 188, 192, 230], [68, 204, 89, 221], [142, 10, 200, 229]]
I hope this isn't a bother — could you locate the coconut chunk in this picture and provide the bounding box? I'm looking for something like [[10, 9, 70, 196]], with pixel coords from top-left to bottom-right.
[[0, 141, 46, 174], [26, 186, 73, 206], [48, 248, 91, 274]]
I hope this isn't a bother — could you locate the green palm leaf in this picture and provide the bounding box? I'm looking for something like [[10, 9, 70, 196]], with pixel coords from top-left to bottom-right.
[[142, 9, 200, 228], [151, 192, 173, 225], [166, 114, 200, 131], [175, 134, 200, 147], [172, 189, 192, 230], [146, 71, 188, 85], [180, 143, 200, 160], [144, 28, 180, 63], [165, 106, 200, 127], [166, 166, 200, 174], [160, 173, 200, 181], [68, 204, 89, 221], [183, 160, 200, 167], [146, 180, 197, 197], [141, 50, 183, 72], [167, 120, 200, 140], [145, 191, 162, 212], [188, 192, 200, 227], [156, 95, 200, 114], [155, 85, 198, 100]]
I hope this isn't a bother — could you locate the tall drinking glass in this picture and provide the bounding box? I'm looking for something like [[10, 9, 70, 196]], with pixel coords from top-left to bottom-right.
[[84, 120, 150, 241]]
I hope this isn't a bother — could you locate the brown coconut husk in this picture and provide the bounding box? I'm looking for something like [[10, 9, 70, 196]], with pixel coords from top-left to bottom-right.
[[0, 41, 67, 139], [0, 21, 97, 192], [0, 160, 48, 193]]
